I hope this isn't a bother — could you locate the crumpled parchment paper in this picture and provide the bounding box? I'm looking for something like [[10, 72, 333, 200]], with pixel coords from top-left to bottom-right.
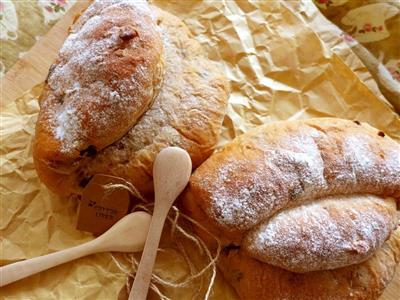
[[1, 1, 399, 299]]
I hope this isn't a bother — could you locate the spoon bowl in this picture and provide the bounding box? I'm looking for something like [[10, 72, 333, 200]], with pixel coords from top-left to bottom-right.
[[129, 147, 192, 300], [94, 211, 152, 252]]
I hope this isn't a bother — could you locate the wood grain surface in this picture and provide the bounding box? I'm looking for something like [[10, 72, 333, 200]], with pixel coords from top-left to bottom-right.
[[0, 1, 398, 299], [0, 0, 91, 107]]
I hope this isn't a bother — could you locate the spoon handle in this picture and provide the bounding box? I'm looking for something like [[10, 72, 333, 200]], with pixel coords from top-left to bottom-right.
[[129, 207, 168, 300], [0, 240, 97, 287]]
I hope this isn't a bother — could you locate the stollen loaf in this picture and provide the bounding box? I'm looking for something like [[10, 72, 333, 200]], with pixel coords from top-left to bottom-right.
[[182, 118, 400, 299], [33, 0, 229, 197]]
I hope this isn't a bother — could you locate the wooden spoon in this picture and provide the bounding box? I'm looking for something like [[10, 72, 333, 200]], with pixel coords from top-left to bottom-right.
[[0, 211, 151, 287], [129, 147, 192, 300]]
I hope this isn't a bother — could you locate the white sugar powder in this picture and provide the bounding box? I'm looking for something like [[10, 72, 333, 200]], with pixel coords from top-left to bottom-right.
[[54, 107, 80, 152]]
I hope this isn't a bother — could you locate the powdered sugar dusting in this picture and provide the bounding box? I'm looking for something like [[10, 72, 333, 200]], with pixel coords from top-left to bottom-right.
[[344, 135, 375, 174], [42, 0, 163, 153], [204, 121, 400, 236], [209, 160, 275, 229], [245, 194, 397, 272], [54, 106, 80, 152], [80, 7, 228, 186], [195, 120, 400, 274], [208, 127, 328, 231]]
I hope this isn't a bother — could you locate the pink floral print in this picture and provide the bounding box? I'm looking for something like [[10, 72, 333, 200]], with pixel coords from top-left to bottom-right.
[[45, 0, 68, 13], [358, 22, 384, 34], [388, 62, 400, 81], [343, 33, 355, 43], [317, 0, 333, 7]]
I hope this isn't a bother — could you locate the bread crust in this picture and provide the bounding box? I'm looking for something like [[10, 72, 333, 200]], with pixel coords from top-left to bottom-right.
[[182, 118, 400, 299], [185, 118, 400, 240], [33, 3, 229, 197], [219, 226, 400, 300], [244, 195, 397, 272], [34, 1, 163, 170]]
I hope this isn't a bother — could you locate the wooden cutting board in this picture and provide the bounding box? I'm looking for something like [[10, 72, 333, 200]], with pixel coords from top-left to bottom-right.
[[0, 1, 91, 107], [0, 1, 399, 299]]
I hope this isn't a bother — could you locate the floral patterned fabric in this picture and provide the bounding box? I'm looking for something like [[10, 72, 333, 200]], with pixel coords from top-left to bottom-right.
[[314, 0, 400, 83], [0, 0, 75, 77], [1, 0, 399, 86]]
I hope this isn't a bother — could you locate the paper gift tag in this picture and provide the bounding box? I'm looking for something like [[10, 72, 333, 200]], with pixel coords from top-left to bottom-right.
[[77, 174, 136, 235]]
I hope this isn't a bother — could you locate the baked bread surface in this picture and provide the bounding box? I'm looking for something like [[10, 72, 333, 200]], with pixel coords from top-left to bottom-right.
[[182, 118, 400, 299], [35, 0, 163, 169], [245, 194, 397, 273], [220, 227, 400, 300], [33, 1, 229, 197]]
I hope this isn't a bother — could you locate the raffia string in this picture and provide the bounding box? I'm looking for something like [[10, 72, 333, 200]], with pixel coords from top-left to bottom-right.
[[103, 182, 147, 203], [104, 183, 221, 300]]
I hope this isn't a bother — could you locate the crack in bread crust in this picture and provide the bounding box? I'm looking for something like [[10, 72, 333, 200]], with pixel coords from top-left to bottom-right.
[[34, 1, 164, 164], [33, 2, 229, 198], [182, 118, 400, 299], [186, 119, 400, 237], [244, 194, 397, 272], [219, 226, 400, 300]]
